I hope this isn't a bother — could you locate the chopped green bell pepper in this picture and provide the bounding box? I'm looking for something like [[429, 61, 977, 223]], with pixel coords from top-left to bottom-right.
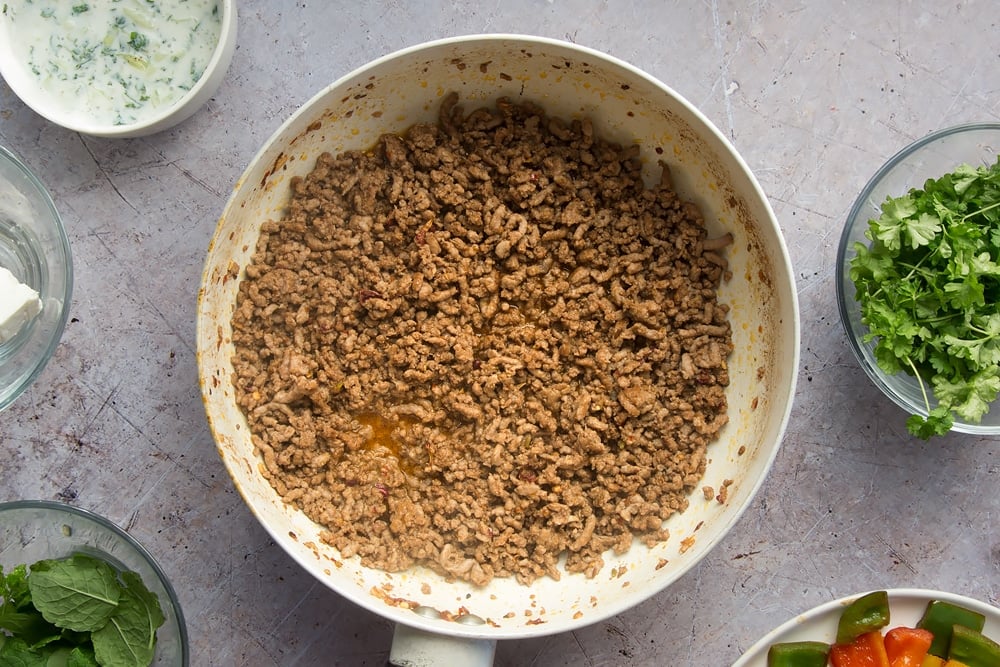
[[916, 600, 986, 658], [947, 624, 1000, 667], [766, 641, 830, 666], [836, 590, 891, 645]]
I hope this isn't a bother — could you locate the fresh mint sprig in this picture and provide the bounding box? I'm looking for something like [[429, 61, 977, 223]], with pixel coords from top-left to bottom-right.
[[0, 554, 164, 667], [850, 155, 1000, 438]]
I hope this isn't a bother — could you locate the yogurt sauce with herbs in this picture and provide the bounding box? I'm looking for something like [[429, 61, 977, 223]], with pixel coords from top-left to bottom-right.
[[4, 0, 222, 127]]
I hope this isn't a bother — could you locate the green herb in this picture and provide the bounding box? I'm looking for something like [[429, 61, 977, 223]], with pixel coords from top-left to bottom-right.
[[28, 556, 121, 632], [127, 31, 147, 51], [92, 573, 164, 667], [70, 42, 99, 68], [849, 156, 1000, 438], [0, 554, 164, 667], [72, 3, 90, 14]]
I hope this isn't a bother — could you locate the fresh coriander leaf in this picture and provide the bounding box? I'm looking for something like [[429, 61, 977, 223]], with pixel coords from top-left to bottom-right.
[[943, 275, 984, 310], [91, 571, 164, 667], [71, 3, 89, 14], [883, 192, 918, 223], [932, 194, 960, 225], [907, 407, 953, 439], [850, 156, 1000, 438], [872, 343, 906, 376], [951, 367, 1000, 421], [970, 251, 1000, 278], [951, 163, 980, 194], [905, 211, 941, 248], [943, 315, 1000, 366], [871, 194, 918, 250], [849, 241, 895, 284], [27, 555, 121, 633]]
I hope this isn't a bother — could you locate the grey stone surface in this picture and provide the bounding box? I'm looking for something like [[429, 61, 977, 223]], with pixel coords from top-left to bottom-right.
[[1, 1, 998, 665]]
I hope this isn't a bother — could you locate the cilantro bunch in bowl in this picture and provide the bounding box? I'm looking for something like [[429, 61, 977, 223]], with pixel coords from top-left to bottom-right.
[[837, 123, 1000, 439]]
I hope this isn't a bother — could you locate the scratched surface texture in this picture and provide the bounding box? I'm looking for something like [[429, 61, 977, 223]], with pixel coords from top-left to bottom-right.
[[1, 1, 998, 665]]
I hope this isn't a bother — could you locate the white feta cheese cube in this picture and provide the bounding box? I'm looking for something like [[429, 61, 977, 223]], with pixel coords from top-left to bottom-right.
[[0, 266, 43, 343]]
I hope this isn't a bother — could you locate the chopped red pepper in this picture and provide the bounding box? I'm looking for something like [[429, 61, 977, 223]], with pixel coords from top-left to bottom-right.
[[830, 630, 891, 667], [884, 627, 933, 667]]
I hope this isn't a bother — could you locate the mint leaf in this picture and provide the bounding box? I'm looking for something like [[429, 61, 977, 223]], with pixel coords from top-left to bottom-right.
[[2, 564, 32, 609], [1, 564, 62, 648], [67, 646, 100, 667], [3, 556, 162, 667], [28, 556, 121, 633], [0, 636, 48, 667], [0, 607, 61, 649], [44, 646, 74, 665], [91, 571, 164, 667]]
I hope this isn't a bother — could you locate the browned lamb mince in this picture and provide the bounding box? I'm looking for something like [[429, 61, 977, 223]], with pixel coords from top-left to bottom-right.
[[231, 93, 734, 586]]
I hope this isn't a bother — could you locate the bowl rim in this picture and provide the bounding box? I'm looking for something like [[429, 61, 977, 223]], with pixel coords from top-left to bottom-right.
[[836, 121, 1000, 433], [0, 0, 236, 137], [0, 499, 190, 662], [0, 145, 74, 413]]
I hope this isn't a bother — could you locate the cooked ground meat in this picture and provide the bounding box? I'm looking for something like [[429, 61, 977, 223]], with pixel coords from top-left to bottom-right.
[[231, 93, 734, 586]]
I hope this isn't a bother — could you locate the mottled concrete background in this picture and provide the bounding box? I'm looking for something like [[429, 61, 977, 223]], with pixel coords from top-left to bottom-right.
[[1, 2, 997, 665]]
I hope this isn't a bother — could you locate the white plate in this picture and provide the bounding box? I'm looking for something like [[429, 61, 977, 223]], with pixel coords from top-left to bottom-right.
[[733, 589, 1000, 666]]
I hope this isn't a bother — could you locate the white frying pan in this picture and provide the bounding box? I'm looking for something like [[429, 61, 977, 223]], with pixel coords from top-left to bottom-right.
[[197, 35, 799, 666]]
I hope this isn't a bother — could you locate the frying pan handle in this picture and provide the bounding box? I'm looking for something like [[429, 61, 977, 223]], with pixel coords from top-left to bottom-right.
[[388, 623, 497, 667]]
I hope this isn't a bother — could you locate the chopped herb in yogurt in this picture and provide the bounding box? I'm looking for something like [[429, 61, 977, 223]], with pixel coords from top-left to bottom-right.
[[4, 0, 222, 127]]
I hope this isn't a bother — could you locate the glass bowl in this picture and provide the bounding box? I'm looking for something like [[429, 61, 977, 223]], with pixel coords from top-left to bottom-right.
[[0, 500, 189, 665], [0, 146, 72, 412], [836, 123, 1000, 434]]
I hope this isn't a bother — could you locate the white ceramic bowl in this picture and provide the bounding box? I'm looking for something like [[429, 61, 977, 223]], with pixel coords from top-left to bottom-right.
[[0, 145, 72, 412], [197, 34, 799, 658], [837, 123, 1000, 435], [734, 589, 1000, 667], [0, 0, 237, 138]]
